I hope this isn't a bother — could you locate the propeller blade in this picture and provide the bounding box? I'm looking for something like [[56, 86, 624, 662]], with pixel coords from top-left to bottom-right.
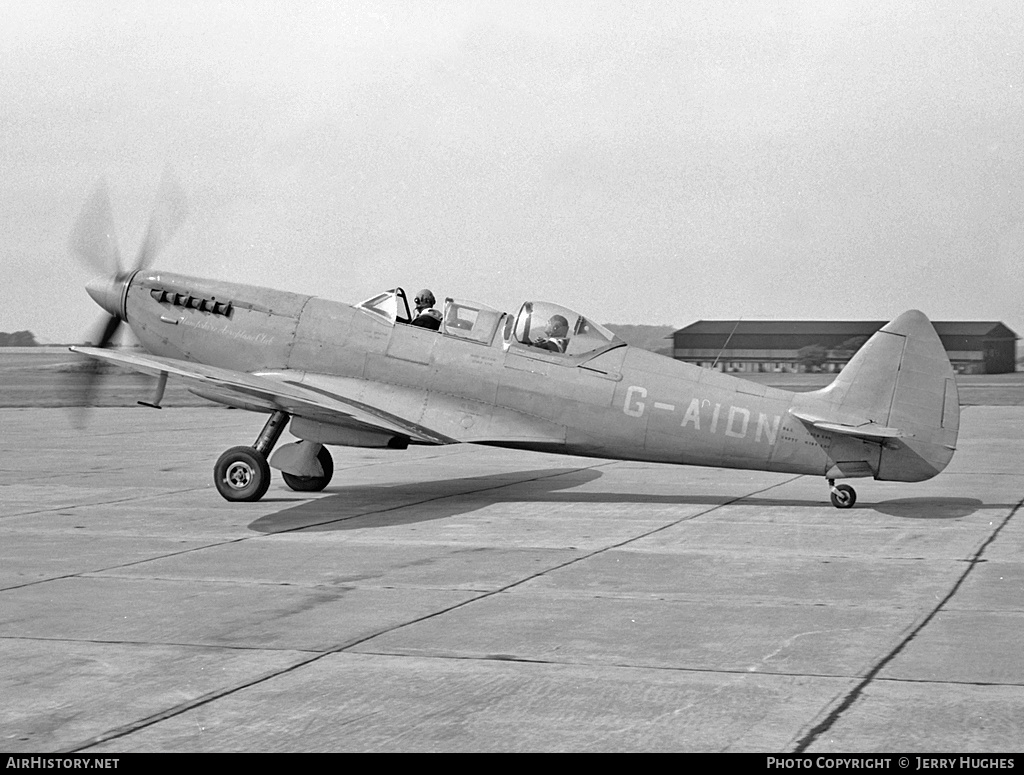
[[95, 313, 123, 349], [69, 179, 122, 276], [69, 171, 187, 427], [68, 358, 103, 427], [67, 314, 123, 427], [134, 169, 188, 271]]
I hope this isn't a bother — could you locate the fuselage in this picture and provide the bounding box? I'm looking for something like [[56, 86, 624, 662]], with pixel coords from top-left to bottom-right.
[[118, 270, 949, 483]]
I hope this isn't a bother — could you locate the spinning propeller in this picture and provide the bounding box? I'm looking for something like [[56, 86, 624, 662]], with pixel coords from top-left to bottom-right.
[[69, 172, 188, 416]]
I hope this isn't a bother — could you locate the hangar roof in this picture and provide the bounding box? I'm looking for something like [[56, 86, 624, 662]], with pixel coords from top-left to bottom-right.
[[673, 320, 1018, 340]]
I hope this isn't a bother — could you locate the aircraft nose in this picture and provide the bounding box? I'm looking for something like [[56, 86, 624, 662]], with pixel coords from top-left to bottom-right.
[[85, 273, 126, 318]]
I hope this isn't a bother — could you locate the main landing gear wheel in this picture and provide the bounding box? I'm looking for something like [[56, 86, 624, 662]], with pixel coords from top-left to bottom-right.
[[215, 446, 271, 502], [214, 411, 289, 503], [282, 446, 334, 492], [830, 483, 857, 509]]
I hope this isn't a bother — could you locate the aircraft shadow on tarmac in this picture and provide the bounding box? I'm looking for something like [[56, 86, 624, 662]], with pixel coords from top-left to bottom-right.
[[869, 497, 986, 519], [249, 467, 988, 534]]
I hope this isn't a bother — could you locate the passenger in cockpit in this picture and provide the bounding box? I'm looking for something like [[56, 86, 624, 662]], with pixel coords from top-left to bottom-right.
[[410, 289, 442, 330], [533, 314, 570, 353]]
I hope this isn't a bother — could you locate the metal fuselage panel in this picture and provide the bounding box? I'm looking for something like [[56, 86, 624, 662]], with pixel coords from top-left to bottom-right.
[[122, 272, 928, 481], [286, 295, 841, 476], [581, 348, 835, 475], [127, 272, 310, 371]]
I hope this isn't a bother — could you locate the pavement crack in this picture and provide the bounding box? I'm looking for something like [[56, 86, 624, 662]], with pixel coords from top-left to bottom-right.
[[60, 654, 330, 753], [319, 474, 806, 652], [0, 487, 205, 520], [0, 536, 254, 592], [790, 494, 1024, 753]]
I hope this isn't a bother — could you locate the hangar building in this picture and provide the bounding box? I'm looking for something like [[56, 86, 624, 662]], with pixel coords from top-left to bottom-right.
[[671, 320, 1018, 375]]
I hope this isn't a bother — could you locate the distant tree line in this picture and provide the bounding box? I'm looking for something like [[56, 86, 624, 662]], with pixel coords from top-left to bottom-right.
[[0, 331, 38, 346]]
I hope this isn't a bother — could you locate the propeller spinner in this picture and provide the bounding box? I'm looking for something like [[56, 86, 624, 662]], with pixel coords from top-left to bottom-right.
[[84, 272, 128, 321], [70, 172, 188, 415]]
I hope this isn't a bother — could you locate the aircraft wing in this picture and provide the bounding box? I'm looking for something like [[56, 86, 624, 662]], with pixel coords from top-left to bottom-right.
[[69, 347, 457, 445], [788, 409, 910, 441]]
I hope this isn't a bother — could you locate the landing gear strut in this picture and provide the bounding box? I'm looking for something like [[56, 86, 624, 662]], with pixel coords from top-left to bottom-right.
[[214, 411, 289, 502], [282, 445, 334, 492], [828, 479, 857, 509]]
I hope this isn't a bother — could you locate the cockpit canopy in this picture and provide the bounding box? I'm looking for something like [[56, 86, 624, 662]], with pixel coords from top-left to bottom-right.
[[356, 289, 503, 343], [511, 301, 621, 356], [357, 288, 412, 325], [441, 298, 505, 343], [356, 290, 622, 356]]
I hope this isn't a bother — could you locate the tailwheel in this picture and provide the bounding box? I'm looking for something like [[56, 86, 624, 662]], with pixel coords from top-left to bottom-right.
[[215, 446, 271, 502], [282, 446, 334, 492], [829, 483, 857, 509]]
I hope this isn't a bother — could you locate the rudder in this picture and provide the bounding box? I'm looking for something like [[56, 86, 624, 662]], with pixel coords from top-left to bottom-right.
[[806, 310, 959, 482]]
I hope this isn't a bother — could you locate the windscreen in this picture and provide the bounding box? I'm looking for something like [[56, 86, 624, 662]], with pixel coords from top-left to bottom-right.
[[512, 301, 621, 356]]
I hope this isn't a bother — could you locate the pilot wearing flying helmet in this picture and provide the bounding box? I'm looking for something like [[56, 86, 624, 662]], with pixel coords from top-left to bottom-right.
[[410, 289, 442, 330], [533, 314, 570, 353]]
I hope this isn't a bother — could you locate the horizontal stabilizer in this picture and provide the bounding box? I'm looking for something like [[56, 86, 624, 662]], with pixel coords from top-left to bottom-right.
[[788, 409, 909, 441], [794, 309, 957, 482]]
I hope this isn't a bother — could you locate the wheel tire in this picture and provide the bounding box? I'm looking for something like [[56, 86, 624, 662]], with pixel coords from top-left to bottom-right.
[[830, 483, 857, 509], [282, 445, 334, 493], [215, 446, 271, 502]]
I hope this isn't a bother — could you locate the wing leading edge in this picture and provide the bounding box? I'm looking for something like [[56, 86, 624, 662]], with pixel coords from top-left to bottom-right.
[[69, 346, 456, 445]]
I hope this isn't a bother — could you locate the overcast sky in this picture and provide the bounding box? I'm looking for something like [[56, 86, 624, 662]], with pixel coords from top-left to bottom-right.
[[2, 0, 1022, 344]]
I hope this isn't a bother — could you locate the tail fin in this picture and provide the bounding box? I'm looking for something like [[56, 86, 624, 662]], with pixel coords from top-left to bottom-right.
[[802, 310, 959, 482]]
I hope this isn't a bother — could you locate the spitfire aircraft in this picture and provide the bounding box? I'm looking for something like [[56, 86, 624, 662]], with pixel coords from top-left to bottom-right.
[[70, 179, 959, 507]]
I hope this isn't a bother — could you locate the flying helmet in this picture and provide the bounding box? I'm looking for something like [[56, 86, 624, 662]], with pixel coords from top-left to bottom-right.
[[414, 289, 436, 308]]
